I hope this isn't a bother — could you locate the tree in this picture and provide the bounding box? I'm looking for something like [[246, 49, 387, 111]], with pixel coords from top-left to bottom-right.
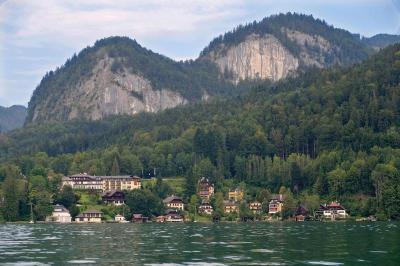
[[184, 171, 197, 199], [189, 195, 200, 215], [111, 157, 120, 176], [56, 185, 76, 209], [153, 176, 172, 199], [1, 175, 20, 221], [125, 189, 164, 217], [29, 175, 52, 221]]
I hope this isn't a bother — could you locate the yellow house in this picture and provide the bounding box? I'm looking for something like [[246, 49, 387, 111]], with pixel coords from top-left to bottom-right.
[[101, 176, 141, 191], [228, 188, 244, 202]]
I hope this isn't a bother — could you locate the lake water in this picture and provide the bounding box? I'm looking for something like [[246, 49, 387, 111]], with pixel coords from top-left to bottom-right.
[[0, 222, 399, 265]]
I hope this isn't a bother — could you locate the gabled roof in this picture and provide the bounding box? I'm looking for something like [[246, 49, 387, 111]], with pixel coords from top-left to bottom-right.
[[163, 195, 183, 204]]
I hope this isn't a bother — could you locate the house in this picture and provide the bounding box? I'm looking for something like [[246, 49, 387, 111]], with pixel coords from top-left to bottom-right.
[[318, 201, 348, 220], [132, 214, 149, 223], [100, 175, 141, 191], [61, 173, 103, 190], [228, 188, 244, 202], [62, 174, 141, 192], [75, 209, 103, 223], [165, 209, 184, 222], [102, 190, 125, 205], [45, 204, 71, 223], [198, 177, 214, 201], [249, 201, 262, 214], [114, 214, 127, 223], [268, 194, 284, 215], [224, 200, 238, 214], [198, 202, 213, 215], [163, 195, 184, 211], [295, 205, 309, 221]]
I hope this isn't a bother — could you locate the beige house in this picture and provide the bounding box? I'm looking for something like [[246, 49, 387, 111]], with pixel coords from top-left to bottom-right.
[[163, 196, 184, 211], [62, 173, 141, 192], [268, 194, 284, 215], [75, 210, 103, 223], [61, 173, 103, 190], [101, 175, 141, 191], [224, 200, 238, 214], [46, 204, 71, 223]]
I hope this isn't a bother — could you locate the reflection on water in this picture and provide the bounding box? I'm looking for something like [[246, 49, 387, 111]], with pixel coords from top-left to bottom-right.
[[0, 222, 399, 265]]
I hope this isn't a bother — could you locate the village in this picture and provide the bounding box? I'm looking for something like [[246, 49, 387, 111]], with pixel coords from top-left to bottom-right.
[[44, 173, 354, 224]]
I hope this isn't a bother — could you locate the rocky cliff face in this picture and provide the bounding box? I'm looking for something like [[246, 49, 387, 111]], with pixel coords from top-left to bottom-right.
[[27, 14, 374, 124], [205, 29, 343, 83], [206, 34, 299, 83], [29, 56, 187, 122]]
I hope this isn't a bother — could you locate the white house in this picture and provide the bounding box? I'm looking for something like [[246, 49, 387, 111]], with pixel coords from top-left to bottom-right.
[[46, 204, 71, 223]]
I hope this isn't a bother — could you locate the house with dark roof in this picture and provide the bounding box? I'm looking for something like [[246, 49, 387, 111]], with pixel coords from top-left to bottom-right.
[[197, 177, 214, 201], [165, 209, 184, 222], [318, 201, 348, 220], [163, 195, 184, 211], [295, 204, 310, 221], [102, 190, 125, 205]]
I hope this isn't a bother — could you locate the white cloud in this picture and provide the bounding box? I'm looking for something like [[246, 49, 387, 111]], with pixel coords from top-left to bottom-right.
[[1, 0, 246, 52]]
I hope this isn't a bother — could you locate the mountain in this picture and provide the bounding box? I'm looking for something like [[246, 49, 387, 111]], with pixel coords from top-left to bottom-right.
[[26, 13, 376, 124], [2, 42, 400, 219], [0, 105, 27, 132], [362, 34, 400, 50], [200, 13, 372, 83]]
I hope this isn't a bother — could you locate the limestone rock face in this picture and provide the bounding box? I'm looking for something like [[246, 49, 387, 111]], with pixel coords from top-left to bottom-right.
[[284, 28, 340, 67], [206, 34, 299, 83], [205, 30, 344, 83], [29, 57, 187, 122]]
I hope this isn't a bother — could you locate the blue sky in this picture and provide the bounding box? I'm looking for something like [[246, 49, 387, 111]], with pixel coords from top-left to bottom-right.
[[0, 0, 399, 107]]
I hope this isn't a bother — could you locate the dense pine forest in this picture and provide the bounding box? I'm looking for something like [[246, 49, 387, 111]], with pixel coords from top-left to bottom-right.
[[1, 42, 400, 222]]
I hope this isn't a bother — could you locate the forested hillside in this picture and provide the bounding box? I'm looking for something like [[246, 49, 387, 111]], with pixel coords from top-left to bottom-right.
[[26, 13, 378, 124], [1, 44, 400, 221]]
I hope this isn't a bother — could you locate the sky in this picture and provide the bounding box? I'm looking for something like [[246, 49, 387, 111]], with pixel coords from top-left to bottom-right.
[[0, 0, 399, 107]]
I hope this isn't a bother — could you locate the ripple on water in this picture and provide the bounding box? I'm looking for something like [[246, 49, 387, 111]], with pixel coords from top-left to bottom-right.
[[67, 259, 97, 264], [305, 261, 344, 265], [250, 249, 276, 253]]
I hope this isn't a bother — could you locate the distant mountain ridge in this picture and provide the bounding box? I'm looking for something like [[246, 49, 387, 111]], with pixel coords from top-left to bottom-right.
[[0, 105, 27, 132], [362, 34, 400, 50], [25, 13, 397, 124]]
